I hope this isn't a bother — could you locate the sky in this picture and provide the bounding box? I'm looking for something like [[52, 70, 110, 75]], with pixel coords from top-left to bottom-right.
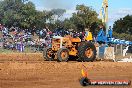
[[29, 0, 132, 27]]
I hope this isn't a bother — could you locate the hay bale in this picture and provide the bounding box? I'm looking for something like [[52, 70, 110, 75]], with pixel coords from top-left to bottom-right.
[[104, 47, 115, 61]]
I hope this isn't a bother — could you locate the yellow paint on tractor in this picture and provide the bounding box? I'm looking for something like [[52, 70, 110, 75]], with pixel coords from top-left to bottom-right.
[[52, 35, 81, 56], [69, 47, 77, 56], [70, 37, 81, 42]]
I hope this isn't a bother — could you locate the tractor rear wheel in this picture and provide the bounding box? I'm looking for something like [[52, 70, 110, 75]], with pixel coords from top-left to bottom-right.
[[78, 42, 96, 62], [57, 48, 69, 62], [43, 47, 54, 61]]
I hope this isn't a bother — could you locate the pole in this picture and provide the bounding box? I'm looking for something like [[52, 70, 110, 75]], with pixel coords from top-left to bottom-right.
[[105, 0, 108, 36], [101, 0, 108, 36], [121, 44, 123, 55]]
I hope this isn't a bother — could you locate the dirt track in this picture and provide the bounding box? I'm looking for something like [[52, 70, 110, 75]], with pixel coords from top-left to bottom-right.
[[0, 53, 132, 88]]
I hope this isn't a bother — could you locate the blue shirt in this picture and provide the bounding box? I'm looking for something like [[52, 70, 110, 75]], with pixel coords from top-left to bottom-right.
[[97, 28, 106, 42], [108, 29, 112, 38]]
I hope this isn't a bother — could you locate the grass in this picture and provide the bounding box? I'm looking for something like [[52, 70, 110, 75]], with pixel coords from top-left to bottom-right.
[[0, 47, 42, 54], [0, 48, 15, 53]]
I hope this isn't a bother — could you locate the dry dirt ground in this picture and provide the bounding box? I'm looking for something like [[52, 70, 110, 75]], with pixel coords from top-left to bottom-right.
[[0, 53, 132, 88]]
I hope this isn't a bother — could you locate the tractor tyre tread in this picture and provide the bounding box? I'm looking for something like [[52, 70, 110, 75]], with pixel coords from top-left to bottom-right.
[[43, 47, 54, 61], [78, 42, 96, 62], [57, 48, 69, 62]]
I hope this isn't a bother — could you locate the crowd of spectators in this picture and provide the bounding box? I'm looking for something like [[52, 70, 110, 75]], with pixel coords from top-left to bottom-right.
[[0, 24, 53, 52], [0, 24, 87, 52]]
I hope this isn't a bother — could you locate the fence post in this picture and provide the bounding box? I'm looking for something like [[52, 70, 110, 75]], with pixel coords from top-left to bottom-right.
[[115, 45, 118, 54], [121, 44, 123, 55]]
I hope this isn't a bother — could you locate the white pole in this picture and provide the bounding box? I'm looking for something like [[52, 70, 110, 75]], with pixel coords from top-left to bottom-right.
[[121, 44, 123, 55]]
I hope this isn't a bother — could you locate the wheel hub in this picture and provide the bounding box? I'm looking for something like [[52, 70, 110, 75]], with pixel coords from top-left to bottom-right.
[[85, 48, 93, 58], [61, 51, 68, 60], [47, 49, 53, 58]]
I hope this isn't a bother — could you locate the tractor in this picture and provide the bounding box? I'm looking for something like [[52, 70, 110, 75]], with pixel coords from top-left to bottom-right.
[[43, 35, 96, 62]]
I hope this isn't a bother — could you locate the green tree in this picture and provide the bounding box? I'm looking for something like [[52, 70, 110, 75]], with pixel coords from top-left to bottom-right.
[[0, 0, 24, 26], [113, 15, 132, 35], [69, 4, 100, 32], [20, 1, 36, 28], [0, 1, 101, 33], [63, 19, 76, 30], [51, 9, 66, 19], [0, 0, 49, 29], [0, 0, 33, 27], [113, 32, 132, 41]]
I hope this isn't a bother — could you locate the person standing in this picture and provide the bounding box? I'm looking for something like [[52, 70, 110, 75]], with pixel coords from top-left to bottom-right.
[[0, 24, 3, 31], [84, 28, 93, 41], [2, 26, 8, 37], [32, 26, 36, 36], [96, 25, 106, 44], [108, 26, 112, 38]]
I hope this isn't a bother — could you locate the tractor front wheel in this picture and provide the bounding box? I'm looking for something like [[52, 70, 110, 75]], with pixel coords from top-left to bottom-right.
[[43, 47, 54, 61], [57, 48, 69, 62]]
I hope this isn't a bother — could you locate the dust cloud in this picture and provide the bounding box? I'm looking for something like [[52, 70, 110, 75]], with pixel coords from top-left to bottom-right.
[[41, 0, 75, 10]]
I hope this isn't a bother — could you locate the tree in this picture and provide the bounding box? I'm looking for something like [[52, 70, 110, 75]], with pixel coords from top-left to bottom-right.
[[0, 0, 22, 26], [0, 0, 35, 28], [51, 9, 66, 20], [0, 1, 101, 33], [20, 1, 36, 28], [113, 32, 132, 41], [63, 19, 76, 30], [113, 15, 132, 35], [0, 0, 52, 29], [69, 4, 100, 32], [112, 15, 132, 41]]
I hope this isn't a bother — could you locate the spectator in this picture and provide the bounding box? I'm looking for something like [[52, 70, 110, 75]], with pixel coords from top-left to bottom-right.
[[96, 25, 106, 44], [2, 26, 8, 37], [0, 24, 3, 31], [108, 26, 113, 38], [84, 28, 93, 41], [32, 26, 36, 36], [79, 32, 84, 41], [39, 27, 47, 39]]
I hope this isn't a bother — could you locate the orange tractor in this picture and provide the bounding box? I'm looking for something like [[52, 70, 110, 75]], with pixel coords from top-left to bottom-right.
[[43, 35, 96, 62]]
